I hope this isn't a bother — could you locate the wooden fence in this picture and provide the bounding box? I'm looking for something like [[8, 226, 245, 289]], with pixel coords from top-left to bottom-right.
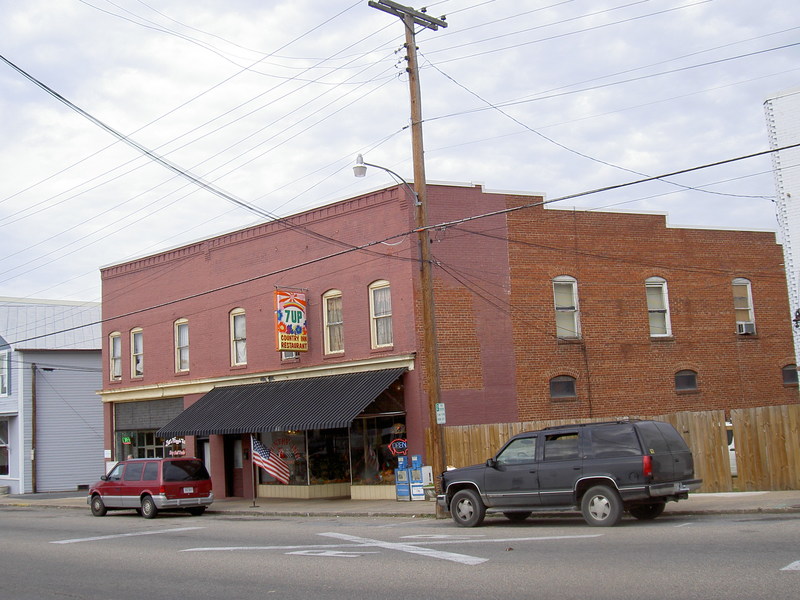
[[426, 404, 800, 493]]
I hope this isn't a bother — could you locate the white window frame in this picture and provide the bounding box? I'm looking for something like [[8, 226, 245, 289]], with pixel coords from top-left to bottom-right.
[[230, 308, 247, 366], [109, 332, 122, 381], [645, 277, 671, 337], [733, 278, 756, 334], [130, 328, 144, 378], [323, 289, 344, 354], [553, 276, 581, 339], [0, 351, 8, 396], [369, 280, 393, 349], [174, 319, 189, 372]]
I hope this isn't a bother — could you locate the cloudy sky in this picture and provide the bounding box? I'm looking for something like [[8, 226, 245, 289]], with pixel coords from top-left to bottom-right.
[[1, 0, 798, 302]]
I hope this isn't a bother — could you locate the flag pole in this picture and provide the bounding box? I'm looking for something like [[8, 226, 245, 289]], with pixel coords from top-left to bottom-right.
[[250, 435, 259, 508]]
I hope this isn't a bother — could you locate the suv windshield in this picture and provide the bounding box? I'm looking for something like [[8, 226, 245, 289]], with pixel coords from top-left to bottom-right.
[[163, 460, 210, 482]]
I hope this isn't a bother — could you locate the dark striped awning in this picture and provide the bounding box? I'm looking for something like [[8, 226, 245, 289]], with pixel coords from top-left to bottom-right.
[[156, 368, 406, 437]]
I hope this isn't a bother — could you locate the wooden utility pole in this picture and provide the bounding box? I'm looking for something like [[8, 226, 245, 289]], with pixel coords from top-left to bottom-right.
[[367, 1, 448, 498]]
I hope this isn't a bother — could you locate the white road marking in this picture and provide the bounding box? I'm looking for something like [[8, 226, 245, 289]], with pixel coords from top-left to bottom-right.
[[51, 527, 204, 545], [183, 531, 603, 566], [320, 532, 488, 565], [780, 560, 800, 571], [287, 550, 381, 558]]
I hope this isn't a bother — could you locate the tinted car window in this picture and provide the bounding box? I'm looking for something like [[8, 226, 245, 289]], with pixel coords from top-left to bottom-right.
[[143, 462, 158, 481], [163, 460, 210, 482], [543, 433, 579, 461], [653, 421, 690, 452], [124, 462, 144, 481], [636, 421, 671, 454], [496, 437, 537, 465], [589, 425, 641, 457]]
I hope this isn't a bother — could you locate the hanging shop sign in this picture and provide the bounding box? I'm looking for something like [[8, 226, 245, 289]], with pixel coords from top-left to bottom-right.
[[274, 290, 309, 352], [165, 436, 186, 457]]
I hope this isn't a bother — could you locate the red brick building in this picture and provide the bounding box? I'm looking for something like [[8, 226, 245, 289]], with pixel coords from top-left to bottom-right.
[[99, 183, 797, 500]]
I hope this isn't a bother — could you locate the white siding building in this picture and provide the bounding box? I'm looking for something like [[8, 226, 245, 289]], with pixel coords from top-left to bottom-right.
[[0, 298, 103, 494], [765, 88, 800, 364]]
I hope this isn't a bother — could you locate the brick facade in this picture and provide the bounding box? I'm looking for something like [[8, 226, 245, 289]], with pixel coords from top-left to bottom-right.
[[99, 183, 798, 488]]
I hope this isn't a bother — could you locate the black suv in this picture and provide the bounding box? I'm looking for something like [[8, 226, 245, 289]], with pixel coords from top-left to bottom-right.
[[437, 420, 701, 527]]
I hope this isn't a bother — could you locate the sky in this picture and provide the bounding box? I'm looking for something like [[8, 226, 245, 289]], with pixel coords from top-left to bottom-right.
[[1, 0, 799, 303]]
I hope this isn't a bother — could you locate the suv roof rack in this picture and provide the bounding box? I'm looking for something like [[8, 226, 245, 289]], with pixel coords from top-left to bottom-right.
[[542, 419, 641, 431]]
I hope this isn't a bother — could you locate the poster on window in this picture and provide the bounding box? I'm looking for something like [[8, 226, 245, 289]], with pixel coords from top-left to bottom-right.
[[274, 290, 308, 352]]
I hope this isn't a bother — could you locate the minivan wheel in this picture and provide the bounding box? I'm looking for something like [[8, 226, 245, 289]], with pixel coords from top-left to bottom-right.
[[90, 495, 107, 517], [628, 501, 666, 520], [186, 507, 206, 516], [140, 495, 158, 519], [581, 485, 623, 527], [450, 489, 486, 527]]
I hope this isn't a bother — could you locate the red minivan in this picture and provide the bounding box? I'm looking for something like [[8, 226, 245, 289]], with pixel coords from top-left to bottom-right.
[[88, 457, 213, 518]]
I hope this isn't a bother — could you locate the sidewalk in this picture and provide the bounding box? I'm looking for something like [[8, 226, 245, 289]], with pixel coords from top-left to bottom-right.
[[2, 490, 800, 519]]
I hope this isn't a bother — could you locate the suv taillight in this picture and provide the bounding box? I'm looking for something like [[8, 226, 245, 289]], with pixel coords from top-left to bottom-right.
[[642, 455, 653, 477]]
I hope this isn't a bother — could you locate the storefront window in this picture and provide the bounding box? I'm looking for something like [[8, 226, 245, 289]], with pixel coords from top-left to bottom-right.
[[115, 430, 166, 460], [308, 428, 350, 485], [350, 416, 406, 485], [256, 431, 308, 485]]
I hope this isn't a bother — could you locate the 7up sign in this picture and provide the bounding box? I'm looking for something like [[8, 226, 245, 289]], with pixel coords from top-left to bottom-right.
[[274, 290, 309, 352]]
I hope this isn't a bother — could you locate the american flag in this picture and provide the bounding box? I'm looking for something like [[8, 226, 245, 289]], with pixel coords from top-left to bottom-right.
[[251, 436, 290, 484]]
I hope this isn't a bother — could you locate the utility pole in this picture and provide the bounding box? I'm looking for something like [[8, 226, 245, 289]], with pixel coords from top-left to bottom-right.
[[367, 1, 448, 501]]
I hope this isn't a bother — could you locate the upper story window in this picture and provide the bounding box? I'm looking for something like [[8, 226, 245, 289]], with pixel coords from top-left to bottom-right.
[[553, 276, 580, 339], [174, 319, 189, 372], [109, 332, 122, 381], [130, 328, 144, 378], [369, 280, 393, 348], [323, 289, 344, 354], [782, 364, 798, 386], [550, 375, 577, 399], [0, 352, 8, 396], [281, 351, 300, 360], [732, 278, 756, 335], [675, 369, 698, 392], [645, 277, 671, 337], [230, 308, 247, 366]]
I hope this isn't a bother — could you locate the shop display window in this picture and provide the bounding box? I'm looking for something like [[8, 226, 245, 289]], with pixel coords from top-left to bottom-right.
[[350, 416, 406, 485], [115, 430, 166, 460]]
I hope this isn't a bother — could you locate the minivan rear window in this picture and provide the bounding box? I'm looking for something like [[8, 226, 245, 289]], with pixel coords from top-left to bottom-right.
[[163, 460, 210, 482], [589, 425, 641, 457]]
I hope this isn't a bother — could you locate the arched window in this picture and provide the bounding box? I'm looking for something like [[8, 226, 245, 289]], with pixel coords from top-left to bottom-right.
[[732, 278, 756, 334], [323, 289, 344, 354], [550, 375, 577, 399], [675, 369, 697, 391], [174, 318, 189, 372], [782, 364, 798, 386], [369, 280, 393, 348], [645, 277, 671, 337], [109, 332, 122, 381], [553, 276, 580, 339], [230, 308, 247, 366], [130, 328, 144, 378]]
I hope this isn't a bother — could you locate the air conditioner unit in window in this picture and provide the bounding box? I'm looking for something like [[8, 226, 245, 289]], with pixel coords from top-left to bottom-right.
[[736, 322, 756, 335]]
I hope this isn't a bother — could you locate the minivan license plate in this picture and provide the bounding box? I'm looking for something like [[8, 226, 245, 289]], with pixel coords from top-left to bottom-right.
[[183, 487, 194, 494]]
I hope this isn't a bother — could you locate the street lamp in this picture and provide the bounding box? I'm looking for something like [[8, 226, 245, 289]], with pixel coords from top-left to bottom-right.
[[353, 154, 419, 205]]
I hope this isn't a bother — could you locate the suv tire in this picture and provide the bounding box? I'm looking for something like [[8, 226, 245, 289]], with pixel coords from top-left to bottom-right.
[[450, 489, 486, 527], [140, 495, 159, 519], [90, 494, 107, 517], [628, 501, 666, 520], [581, 485, 623, 527]]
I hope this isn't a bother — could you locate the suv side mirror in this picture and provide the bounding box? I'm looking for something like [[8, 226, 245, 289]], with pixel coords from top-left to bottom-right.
[[100, 475, 108, 481], [486, 458, 497, 469]]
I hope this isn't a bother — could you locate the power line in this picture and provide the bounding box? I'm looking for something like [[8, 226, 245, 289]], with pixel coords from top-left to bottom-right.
[[8, 142, 797, 346]]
